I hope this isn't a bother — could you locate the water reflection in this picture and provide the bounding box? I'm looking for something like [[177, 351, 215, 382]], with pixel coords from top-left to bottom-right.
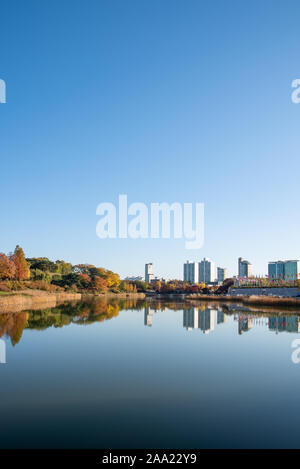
[[1, 299, 300, 346], [0, 297, 146, 346], [183, 307, 215, 333], [181, 305, 300, 335]]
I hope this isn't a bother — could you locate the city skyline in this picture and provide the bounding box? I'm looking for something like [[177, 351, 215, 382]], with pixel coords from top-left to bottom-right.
[[133, 256, 300, 282]]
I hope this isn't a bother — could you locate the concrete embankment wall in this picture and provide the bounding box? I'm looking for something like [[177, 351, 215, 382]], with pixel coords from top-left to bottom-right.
[[0, 291, 82, 314], [229, 287, 299, 298]]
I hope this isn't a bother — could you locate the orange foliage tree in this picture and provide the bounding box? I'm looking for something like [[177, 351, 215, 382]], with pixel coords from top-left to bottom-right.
[[0, 253, 16, 280], [10, 245, 30, 280]]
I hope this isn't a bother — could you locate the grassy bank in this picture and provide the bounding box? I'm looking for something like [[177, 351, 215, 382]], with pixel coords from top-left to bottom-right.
[[0, 289, 146, 314], [0, 290, 82, 314]]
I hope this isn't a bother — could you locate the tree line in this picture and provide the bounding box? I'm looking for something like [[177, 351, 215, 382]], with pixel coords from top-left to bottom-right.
[[0, 245, 141, 294]]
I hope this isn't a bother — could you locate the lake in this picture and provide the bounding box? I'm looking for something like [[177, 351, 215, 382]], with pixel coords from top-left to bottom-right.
[[1, 297, 300, 449]]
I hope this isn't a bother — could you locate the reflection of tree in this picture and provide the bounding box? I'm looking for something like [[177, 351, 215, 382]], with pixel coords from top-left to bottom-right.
[[0, 312, 29, 346], [146, 299, 189, 311], [74, 298, 120, 324], [27, 309, 72, 330], [0, 298, 148, 345]]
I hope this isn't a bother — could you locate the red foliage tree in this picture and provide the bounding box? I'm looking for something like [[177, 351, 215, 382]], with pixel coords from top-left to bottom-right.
[[92, 276, 108, 292]]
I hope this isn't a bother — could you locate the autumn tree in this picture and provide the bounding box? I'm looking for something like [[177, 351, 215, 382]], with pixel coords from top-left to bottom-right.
[[0, 253, 16, 280], [10, 245, 30, 280], [153, 280, 162, 291], [92, 276, 108, 292], [77, 273, 91, 288], [105, 271, 120, 289], [55, 260, 72, 275], [87, 266, 120, 289]]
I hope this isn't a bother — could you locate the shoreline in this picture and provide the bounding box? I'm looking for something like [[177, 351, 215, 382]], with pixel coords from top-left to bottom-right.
[[0, 290, 145, 314], [185, 294, 300, 309], [0, 290, 82, 314], [82, 292, 145, 299]]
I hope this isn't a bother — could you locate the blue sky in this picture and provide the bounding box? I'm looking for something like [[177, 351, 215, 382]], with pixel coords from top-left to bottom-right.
[[1, 0, 300, 279]]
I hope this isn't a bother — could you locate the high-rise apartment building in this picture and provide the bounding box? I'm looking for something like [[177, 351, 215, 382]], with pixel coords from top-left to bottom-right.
[[183, 261, 199, 284], [145, 263, 154, 283], [198, 258, 215, 283], [217, 267, 227, 283]]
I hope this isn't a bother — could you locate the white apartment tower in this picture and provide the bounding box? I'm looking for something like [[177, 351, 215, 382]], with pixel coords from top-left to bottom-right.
[[145, 263, 154, 283], [198, 258, 215, 284], [183, 261, 199, 284]]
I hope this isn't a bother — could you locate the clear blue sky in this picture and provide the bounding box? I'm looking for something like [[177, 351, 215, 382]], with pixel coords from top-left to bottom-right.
[[1, 0, 300, 279]]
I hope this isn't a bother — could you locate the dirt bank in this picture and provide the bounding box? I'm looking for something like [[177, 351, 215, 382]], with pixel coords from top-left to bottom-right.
[[0, 290, 146, 314], [0, 290, 82, 314]]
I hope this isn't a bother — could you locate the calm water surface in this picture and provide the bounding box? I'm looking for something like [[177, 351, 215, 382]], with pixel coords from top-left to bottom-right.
[[1, 297, 300, 448]]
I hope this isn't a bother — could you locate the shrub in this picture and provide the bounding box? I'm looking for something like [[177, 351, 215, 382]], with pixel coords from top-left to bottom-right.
[[25, 280, 64, 292], [0, 283, 11, 292]]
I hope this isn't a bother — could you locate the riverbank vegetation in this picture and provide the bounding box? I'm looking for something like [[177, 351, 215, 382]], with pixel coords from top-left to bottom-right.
[[0, 245, 143, 295], [0, 245, 237, 297]]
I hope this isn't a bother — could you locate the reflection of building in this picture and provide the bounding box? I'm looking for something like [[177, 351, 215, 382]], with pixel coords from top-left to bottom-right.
[[238, 316, 253, 334], [217, 267, 227, 283], [286, 316, 300, 333], [183, 307, 215, 333], [144, 307, 155, 326], [183, 308, 199, 330], [183, 261, 199, 284], [238, 257, 252, 278], [199, 308, 215, 334], [269, 317, 285, 333], [269, 315, 300, 333], [183, 307, 221, 333], [217, 310, 227, 324], [145, 263, 154, 283], [199, 258, 215, 284]]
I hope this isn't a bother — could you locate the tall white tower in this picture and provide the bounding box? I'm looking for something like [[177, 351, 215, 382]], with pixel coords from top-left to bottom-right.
[[145, 263, 154, 283]]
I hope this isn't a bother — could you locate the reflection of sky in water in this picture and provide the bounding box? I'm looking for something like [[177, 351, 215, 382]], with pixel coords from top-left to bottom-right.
[[1, 300, 300, 449]]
